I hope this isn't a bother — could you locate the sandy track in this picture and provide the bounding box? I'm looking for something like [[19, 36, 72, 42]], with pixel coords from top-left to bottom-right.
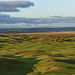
[[21, 31, 75, 35]]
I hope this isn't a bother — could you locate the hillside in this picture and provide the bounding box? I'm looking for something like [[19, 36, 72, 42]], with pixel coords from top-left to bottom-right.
[[0, 27, 75, 33], [0, 34, 75, 75]]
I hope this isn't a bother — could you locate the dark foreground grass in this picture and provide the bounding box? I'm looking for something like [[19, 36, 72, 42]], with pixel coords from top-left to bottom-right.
[[0, 34, 75, 75]]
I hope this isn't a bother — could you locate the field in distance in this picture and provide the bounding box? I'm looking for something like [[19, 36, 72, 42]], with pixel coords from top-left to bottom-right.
[[0, 34, 75, 75]]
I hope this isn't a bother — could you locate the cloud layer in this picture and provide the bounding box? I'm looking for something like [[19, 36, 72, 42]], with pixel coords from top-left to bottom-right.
[[0, 14, 75, 28], [0, 14, 75, 24], [0, 1, 34, 12]]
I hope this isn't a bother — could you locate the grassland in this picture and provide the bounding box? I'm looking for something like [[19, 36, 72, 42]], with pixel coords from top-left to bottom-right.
[[0, 34, 75, 75]]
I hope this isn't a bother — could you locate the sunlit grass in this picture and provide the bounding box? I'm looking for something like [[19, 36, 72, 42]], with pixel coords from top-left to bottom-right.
[[0, 34, 75, 75]]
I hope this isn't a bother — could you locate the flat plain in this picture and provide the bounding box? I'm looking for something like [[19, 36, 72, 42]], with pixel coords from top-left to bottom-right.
[[0, 33, 75, 75]]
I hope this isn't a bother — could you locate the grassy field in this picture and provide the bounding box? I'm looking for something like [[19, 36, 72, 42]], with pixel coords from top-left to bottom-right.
[[0, 34, 75, 75]]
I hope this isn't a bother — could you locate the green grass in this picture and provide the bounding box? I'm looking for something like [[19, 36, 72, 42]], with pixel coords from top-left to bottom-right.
[[0, 34, 75, 75]]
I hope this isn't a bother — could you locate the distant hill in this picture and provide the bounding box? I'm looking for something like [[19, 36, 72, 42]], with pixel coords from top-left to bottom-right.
[[0, 27, 75, 33]]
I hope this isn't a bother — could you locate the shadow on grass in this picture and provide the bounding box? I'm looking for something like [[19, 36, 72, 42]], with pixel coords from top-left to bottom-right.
[[55, 59, 75, 64], [0, 55, 40, 75], [47, 54, 66, 57]]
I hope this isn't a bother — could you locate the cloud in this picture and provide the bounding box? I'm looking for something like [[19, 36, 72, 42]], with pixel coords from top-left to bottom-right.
[[0, 14, 75, 24], [0, 14, 75, 28], [0, 1, 34, 12]]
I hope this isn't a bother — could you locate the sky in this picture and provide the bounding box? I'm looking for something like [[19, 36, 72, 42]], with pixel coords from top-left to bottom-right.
[[2, 0, 75, 18], [0, 0, 75, 28]]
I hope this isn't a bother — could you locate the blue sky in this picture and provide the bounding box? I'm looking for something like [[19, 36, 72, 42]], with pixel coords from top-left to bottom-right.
[[2, 0, 75, 18], [0, 0, 75, 28]]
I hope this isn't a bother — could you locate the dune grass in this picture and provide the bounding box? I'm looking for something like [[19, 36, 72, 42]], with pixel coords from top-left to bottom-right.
[[0, 34, 75, 75]]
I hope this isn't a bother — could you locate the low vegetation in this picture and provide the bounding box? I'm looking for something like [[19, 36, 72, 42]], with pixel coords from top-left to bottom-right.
[[0, 34, 75, 75]]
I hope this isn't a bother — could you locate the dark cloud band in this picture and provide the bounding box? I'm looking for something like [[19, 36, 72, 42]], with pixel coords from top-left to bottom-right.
[[0, 1, 34, 12]]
